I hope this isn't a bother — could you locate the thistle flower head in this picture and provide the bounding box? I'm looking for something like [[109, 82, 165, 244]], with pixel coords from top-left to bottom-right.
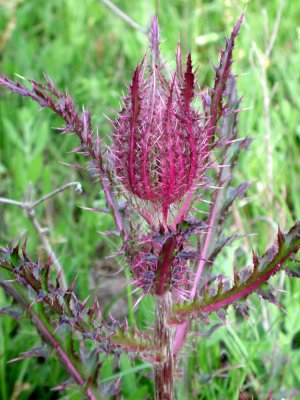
[[112, 17, 210, 226]]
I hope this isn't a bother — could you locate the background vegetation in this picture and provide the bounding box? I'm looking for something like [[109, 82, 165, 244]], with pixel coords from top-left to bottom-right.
[[0, 0, 299, 399]]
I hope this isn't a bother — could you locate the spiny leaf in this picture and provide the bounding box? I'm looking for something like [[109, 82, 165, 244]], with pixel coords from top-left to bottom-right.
[[112, 328, 153, 352], [172, 221, 300, 320], [207, 15, 243, 141], [8, 346, 49, 363], [0, 243, 147, 359]]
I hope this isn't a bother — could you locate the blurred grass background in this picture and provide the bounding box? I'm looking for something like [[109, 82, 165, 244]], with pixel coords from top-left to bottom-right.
[[0, 0, 300, 399]]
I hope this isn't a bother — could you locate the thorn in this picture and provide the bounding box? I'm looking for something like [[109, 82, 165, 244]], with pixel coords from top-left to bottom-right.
[[88, 298, 102, 319], [21, 238, 28, 258], [233, 265, 240, 286], [217, 276, 223, 296], [80, 296, 90, 311], [252, 249, 259, 272], [12, 241, 20, 256], [69, 274, 79, 292], [277, 225, 285, 248], [56, 270, 62, 288]]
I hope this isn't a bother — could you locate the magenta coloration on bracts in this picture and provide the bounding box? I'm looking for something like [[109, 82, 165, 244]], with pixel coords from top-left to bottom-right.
[[111, 18, 210, 226]]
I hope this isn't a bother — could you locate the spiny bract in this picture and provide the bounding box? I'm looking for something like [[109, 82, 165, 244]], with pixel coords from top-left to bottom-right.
[[111, 17, 210, 227]]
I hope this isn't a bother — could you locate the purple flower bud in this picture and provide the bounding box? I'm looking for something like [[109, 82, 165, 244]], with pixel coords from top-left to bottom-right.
[[112, 17, 210, 225]]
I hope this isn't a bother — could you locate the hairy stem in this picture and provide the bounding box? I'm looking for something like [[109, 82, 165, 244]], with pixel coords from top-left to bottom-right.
[[154, 292, 174, 400]]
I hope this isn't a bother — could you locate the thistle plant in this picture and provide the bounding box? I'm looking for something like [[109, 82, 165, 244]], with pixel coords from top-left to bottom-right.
[[0, 15, 299, 400]]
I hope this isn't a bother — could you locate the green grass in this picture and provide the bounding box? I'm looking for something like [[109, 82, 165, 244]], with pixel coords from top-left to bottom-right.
[[1, 0, 300, 399]]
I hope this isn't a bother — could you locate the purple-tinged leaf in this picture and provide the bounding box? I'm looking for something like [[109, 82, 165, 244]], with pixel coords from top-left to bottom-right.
[[173, 221, 300, 320], [208, 15, 243, 142], [8, 346, 49, 363]]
